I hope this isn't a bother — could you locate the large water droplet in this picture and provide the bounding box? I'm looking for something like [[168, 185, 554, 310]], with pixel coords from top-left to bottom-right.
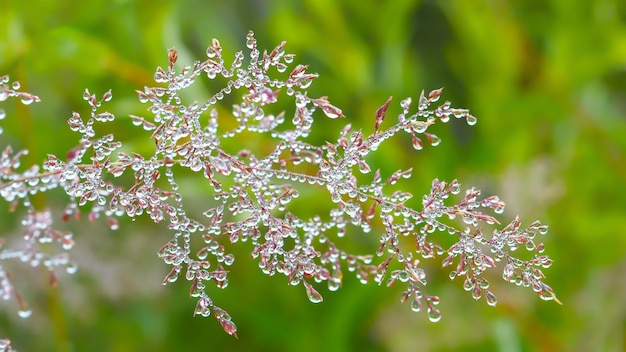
[[427, 307, 441, 322], [327, 278, 340, 291], [485, 290, 497, 306], [304, 281, 323, 303]]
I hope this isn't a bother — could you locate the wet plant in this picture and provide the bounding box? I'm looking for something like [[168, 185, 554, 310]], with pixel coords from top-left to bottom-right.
[[0, 31, 560, 340]]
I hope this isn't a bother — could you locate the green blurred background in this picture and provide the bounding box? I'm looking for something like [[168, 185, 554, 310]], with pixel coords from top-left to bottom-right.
[[1, 0, 625, 351]]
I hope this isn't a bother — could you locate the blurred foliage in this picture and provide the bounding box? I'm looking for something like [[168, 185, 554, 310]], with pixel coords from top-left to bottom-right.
[[1, 0, 625, 351]]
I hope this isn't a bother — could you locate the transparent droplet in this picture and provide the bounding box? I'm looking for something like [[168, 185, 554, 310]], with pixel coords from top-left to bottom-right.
[[11, 81, 20, 90], [66, 264, 78, 274], [466, 114, 477, 126], [299, 79, 312, 89], [20, 96, 34, 105], [485, 290, 498, 306], [18, 309, 32, 318], [304, 282, 323, 303], [246, 37, 255, 49], [223, 254, 235, 266], [327, 279, 340, 292], [410, 297, 422, 312], [463, 277, 474, 291], [427, 307, 441, 322]]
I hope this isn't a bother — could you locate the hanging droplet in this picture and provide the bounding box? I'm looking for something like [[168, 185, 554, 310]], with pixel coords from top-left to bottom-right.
[[304, 281, 323, 303], [412, 135, 423, 150], [18, 309, 32, 318], [20, 95, 35, 105], [410, 296, 422, 312], [427, 306, 441, 322], [327, 278, 340, 292], [66, 264, 78, 274], [485, 290, 497, 306]]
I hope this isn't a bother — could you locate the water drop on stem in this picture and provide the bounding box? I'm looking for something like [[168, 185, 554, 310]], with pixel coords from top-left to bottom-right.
[[303, 281, 323, 303]]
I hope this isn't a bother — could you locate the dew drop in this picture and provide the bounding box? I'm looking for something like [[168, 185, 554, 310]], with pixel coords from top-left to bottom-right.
[[20, 96, 34, 105], [66, 264, 78, 274], [410, 297, 422, 312], [276, 63, 287, 73], [465, 114, 477, 126], [300, 79, 312, 89], [485, 290, 498, 306], [246, 38, 255, 49], [304, 281, 323, 303], [427, 307, 441, 322], [327, 278, 340, 292], [223, 254, 235, 266], [18, 309, 32, 318]]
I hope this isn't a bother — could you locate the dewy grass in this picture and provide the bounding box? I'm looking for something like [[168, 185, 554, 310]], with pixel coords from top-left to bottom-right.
[[0, 31, 559, 343]]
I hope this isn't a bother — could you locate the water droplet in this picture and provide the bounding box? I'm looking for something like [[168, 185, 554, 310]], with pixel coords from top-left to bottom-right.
[[304, 281, 323, 303], [223, 254, 235, 266], [66, 264, 78, 274], [427, 307, 441, 322], [410, 297, 422, 312], [463, 277, 474, 291], [18, 309, 32, 318], [472, 285, 482, 300], [276, 63, 287, 73], [327, 278, 340, 291], [465, 114, 477, 126], [485, 290, 497, 306], [20, 95, 34, 105], [300, 78, 312, 89], [246, 37, 255, 49], [11, 81, 20, 90]]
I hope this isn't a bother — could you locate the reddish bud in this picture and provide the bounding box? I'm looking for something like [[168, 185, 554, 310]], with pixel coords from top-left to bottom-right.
[[375, 96, 393, 132]]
